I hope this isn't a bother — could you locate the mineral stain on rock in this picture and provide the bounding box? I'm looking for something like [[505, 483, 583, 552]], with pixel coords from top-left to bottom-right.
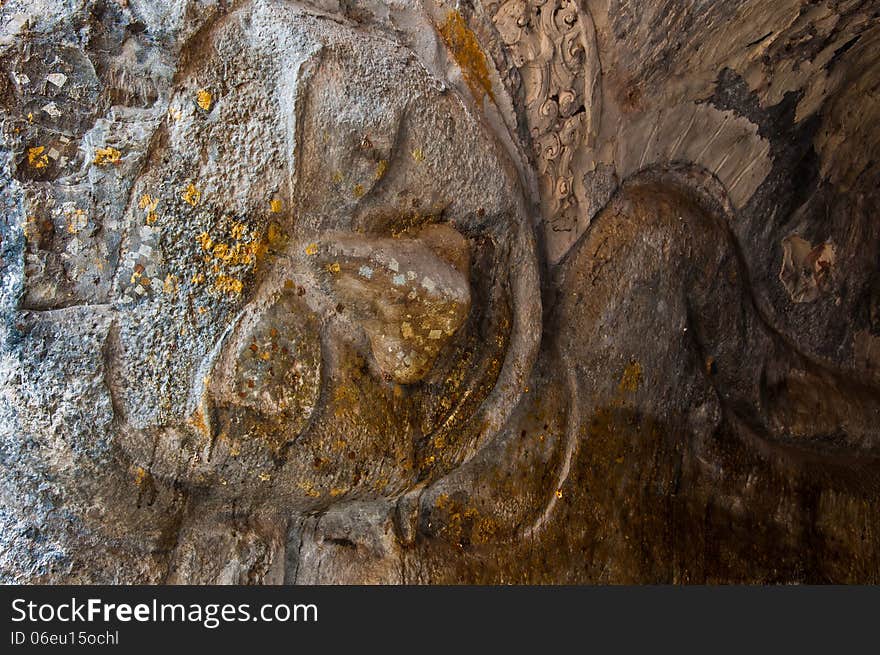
[[439, 10, 495, 104]]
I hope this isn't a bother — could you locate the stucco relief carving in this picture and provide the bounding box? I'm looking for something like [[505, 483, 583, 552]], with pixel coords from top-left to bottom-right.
[[2, 0, 880, 584], [489, 0, 601, 245]]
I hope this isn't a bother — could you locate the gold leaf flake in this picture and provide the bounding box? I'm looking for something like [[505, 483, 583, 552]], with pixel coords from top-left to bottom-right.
[[196, 89, 213, 111], [182, 183, 201, 206], [230, 221, 247, 240], [93, 147, 122, 166], [213, 275, 243, 295], [196, 232, 212, 251], [27, 146, 49, 169], [138, 194, 158, 211]]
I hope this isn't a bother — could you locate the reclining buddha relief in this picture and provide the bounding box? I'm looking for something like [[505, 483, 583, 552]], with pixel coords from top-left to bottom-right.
[[1, 0, 879, 583]]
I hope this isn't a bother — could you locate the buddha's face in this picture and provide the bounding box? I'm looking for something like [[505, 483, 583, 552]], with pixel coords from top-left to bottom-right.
[[106, 1, 538, 509]]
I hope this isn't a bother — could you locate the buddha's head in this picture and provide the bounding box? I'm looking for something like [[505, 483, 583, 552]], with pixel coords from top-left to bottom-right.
[[107, 0, 542, 509]]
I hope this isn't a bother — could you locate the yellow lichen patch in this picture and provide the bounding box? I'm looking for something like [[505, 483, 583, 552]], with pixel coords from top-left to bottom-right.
[[196, 89, 213, 111], [438, 10, 494, 103], [93, 146, 122, 166], [213, 275, 244, 295], [305, 242, 319, 256], [27, 146, 49, 169], [182, 183, 201, 206], [332, 170, 344, 184], [411, 148, 425, 163], [270, 198, 283, 213], [191, 272, 205, 285], [352, 183, 365, 198], [555, 489, 564, 499], [327, 262, 341, 274], [27, 112, 33, 123], [618, 361, 642, 393], [375, 159, 388, 180]]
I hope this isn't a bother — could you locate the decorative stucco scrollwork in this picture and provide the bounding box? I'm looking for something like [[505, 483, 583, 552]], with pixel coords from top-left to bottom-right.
[[488, 0, 601, 240]]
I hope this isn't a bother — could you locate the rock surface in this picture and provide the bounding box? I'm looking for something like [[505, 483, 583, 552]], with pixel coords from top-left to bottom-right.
[[1, 0, 879, 583]]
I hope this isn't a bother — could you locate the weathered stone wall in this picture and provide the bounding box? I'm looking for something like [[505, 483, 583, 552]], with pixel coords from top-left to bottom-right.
[[1, 0, 879, 583]]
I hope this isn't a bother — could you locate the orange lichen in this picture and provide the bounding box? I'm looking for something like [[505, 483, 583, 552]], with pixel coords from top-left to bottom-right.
[[270, 198, 283, 213], [438, 10, 494, 103], [375, 159, 388, 180]]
